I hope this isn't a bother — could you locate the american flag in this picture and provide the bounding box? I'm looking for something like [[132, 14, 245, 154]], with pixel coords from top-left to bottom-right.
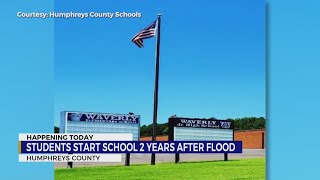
[[131, 21, 157, 48]]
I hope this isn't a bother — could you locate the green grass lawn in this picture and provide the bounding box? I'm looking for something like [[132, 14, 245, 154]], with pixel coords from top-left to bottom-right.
[[55, 158, 265, 180]]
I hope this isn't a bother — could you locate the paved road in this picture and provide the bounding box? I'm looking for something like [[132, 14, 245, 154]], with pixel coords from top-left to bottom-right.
[[54, 149, 265, 168]]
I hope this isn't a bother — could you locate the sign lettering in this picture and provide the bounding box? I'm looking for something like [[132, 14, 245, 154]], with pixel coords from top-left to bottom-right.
[[67, 112, 139, 124], [171, 118, 233, 129]]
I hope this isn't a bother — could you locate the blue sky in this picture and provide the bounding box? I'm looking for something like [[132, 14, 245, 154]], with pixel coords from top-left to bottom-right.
[[54, 0, 265, 126]]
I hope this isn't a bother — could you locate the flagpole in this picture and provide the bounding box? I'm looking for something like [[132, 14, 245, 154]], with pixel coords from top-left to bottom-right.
[[151, 14, 161, 165]]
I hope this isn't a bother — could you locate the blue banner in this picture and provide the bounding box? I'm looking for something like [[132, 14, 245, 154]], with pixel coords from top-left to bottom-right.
[[20, 141, 242, 154]]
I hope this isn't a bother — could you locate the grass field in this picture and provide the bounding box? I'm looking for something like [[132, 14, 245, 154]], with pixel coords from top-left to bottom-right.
[[55, 158, 265, 180]]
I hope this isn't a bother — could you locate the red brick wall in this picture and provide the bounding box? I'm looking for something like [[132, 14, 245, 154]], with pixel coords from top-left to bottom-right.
[[140, 136, 167, 141], [234, 129, 266, 149], [140, 129, 266, 149]]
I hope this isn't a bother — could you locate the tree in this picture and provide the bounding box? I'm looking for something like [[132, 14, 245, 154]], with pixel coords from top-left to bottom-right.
[[232, 117, 266, 131]]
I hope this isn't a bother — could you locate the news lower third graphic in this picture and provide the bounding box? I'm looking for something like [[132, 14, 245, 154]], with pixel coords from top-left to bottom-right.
[[18, 134, 242, 162]]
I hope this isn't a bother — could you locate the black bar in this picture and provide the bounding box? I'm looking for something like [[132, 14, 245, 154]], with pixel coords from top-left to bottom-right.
[[262, 132, 265, 149], [125, 153, 130, 166], [175, 153, 180, 163], [68, 153, 73, 168], [151, 14, 161, 166], [233, 126, 235, 141], [168, 118, 174, 141], [67, 162, 73, 168]]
